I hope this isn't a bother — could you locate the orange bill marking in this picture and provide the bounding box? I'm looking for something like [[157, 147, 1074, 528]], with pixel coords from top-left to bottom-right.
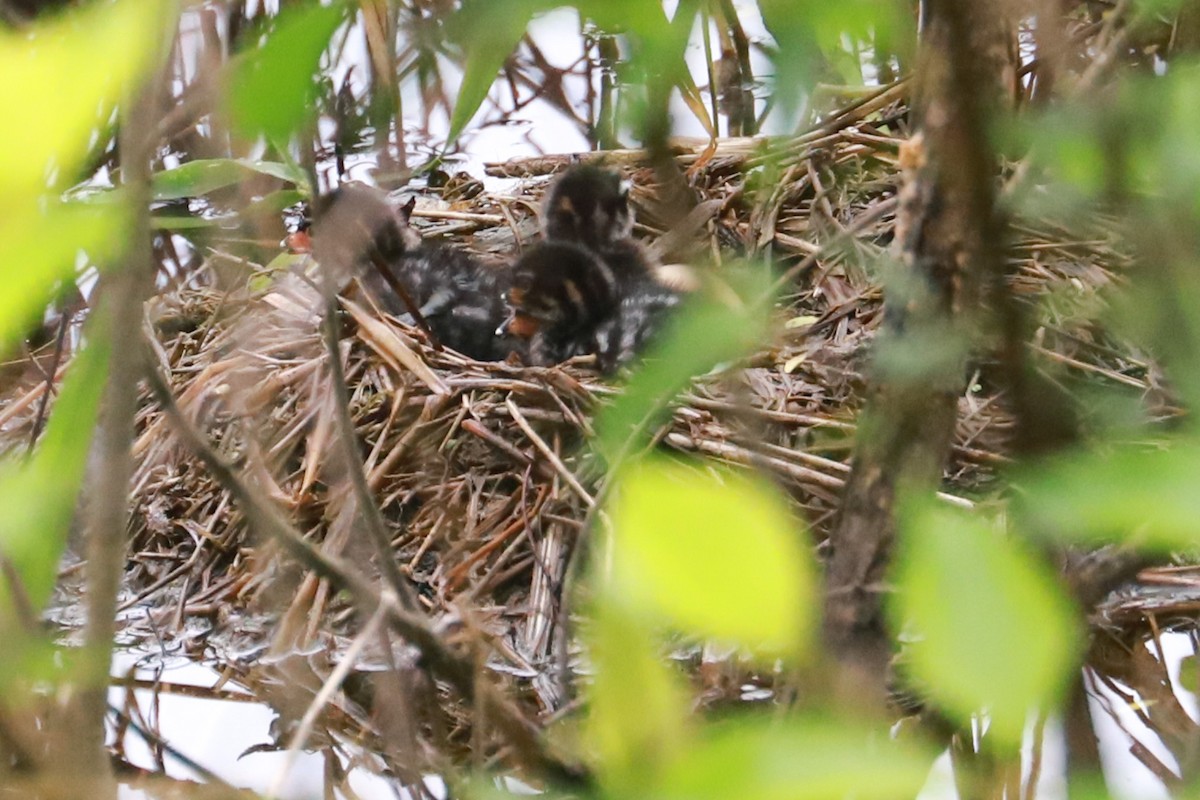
[[284, 230, 313, 254], [505, 312, 541, 339]]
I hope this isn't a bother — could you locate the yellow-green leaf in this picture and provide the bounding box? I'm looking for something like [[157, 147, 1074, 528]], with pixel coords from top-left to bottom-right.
[[0, 0, 163, 200], [1018, 441, 1200, 551], [0, 202, 130, 352], [0, 333, 111, 617], [785, 315, 820, 329], [608, 456, 815, 658], [891, 502, 1081, 744], [653, 716, 934, 800], [585, 601, 690, 793]]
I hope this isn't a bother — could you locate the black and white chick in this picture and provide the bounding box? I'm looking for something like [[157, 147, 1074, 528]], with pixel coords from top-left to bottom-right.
[[588, 272, 684, 373], [310, 183, 520, 362], [502, 240, 618, 367], [541, 164, 633, 251], [502, 239, 682, 373], [540, 164, 657, 290]]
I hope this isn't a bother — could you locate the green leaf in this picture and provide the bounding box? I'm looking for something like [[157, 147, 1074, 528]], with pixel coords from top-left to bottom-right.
[[585, 601, 690, 792], [891, 502, 1081, 744], [594, 269, 772, 464], [151, 159, 305, 201], [608, 456, 815, 659], [653, 717, 934, 800], [0, 334, 111, 617], [241, 160, 310, 187], [444, 0, 538, 146], [579, 0, 670, 39], [0, 202, 130, 352], [1112, 261, 1200, 410], [0, 0, 164, 199], [227, 2, 348, 142], [1180, 654, 1198, 694], [245, 188, 307, 217], [758, 0, 910, 112], [1017, 442, 1200, 551]]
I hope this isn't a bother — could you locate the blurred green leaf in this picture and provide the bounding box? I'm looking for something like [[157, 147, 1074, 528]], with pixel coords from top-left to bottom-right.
[[759, 0, 909, 111], [246, 188, 308, 217], [891, 502, 1080, 744], [1024, 66, 1200, 209], [0, 334, 111, 617], [445, 0, 539, 146], [1111, 259, 1200, 409], [0, 0, 163, 200], [1179, 654, 1198, 694], [608, 456, 815, 658], [585, 601, 690, 792], [1137, 0, 1190, 12], [594, 271, 772, 463], [152, 159, 306, 201], [0, 202, 129, 352], [652, 716, 934, 800], [227, 2, 348, 142], [580, 0, 671, 40], [579, 0, 692, 142], [579, 0, 688, 83], [1017, 442, 1200, 550]]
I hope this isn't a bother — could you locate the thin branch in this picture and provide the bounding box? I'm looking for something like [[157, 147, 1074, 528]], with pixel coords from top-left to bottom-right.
[[506, 398, 595, 509], [321, 289, 422, 612], [142, 356, 591, 790], [75, 51, 166, 784], [269, 599, 390, 797]]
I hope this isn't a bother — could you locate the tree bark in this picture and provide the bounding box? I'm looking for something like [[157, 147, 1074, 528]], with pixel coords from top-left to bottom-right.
[[822, 1, 1017, 709]]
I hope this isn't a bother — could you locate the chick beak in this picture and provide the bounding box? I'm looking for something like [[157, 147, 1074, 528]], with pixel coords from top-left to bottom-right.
[[500, 311, 540, 339], [283, 230, 313, 254]]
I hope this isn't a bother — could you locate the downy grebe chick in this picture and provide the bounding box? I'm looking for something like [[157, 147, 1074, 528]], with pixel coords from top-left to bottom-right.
[[588, 273, 684, 373], [502, 241, 619, 367], [542, 164, 633, 252], [311, 183, 519, 362], [502, 239, 685, 373], [542, 165, 662, 297]]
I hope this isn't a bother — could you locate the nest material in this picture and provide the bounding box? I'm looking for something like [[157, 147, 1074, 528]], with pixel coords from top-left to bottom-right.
[[0, 87, 1162, 717], [132, 119, 1145, 611]]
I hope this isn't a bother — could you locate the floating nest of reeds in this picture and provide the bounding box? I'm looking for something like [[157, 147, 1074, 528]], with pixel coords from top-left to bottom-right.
[[0, 85, 1165, 719]]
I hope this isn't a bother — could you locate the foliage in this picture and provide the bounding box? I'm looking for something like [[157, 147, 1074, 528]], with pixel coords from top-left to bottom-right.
[[9, 0, 1200, 797], [891, 501, 1081, 745], [0, 0, 163, 627], [227, 1, 350, 145], [594, 269, 772, 462], [606, 454, 816, 659]]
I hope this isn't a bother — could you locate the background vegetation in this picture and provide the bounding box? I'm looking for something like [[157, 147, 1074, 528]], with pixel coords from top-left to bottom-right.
[[3, 0, 1200, 798]]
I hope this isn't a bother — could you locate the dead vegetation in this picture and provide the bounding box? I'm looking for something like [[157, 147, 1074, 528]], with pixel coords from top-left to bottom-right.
[[3, 32, 1199, 790], [2, 77, 1186, 777]]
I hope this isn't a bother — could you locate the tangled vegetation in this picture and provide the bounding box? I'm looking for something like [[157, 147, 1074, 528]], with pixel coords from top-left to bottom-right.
[[4, 1, 1200, 798]]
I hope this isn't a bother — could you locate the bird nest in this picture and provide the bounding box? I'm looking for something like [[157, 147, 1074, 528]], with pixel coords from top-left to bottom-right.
[[0, 84, 1155, 712]]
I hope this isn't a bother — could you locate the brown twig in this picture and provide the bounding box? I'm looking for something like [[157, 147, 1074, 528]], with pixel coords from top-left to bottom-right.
[[142, 355, 592, 790]]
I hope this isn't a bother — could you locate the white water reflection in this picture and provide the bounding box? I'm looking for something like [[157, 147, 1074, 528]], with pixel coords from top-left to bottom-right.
[[1091, 632, 1199, 800], [913, 632, 1200, 800], [109, 652, 436, 800], [111, 639, 1198, 800]]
